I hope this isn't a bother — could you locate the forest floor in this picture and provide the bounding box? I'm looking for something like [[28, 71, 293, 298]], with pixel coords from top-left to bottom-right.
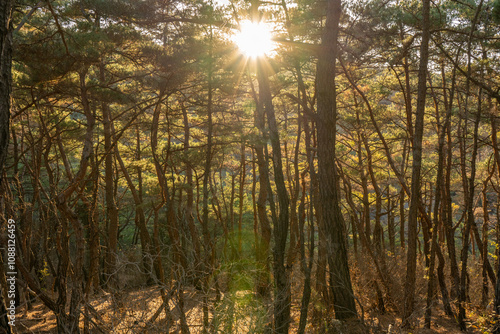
[[12, 284, 488, 333], [11, 253, 493, 333]]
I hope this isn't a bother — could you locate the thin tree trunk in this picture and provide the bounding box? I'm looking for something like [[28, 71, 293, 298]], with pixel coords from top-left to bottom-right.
[[458, 89, 482, 330], [482, 177, 492, 308], [298, 171, 313, 334], [441, 61, 461, 302], [201, 24, 215, 332], [388, 192, 396, 255], [238, 141, 246, 253], [100, 62, 120, 288], [458, 4, 484, 328], [182, 104, 202, 270], [400, 188, 405, 251]]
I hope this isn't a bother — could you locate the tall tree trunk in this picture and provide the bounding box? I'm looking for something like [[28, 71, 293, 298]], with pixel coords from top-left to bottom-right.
[[0, 253, 12, 333], [0, 1, 13, 328], [101, 67, 120, 289], [316, 0, 357, 320], [182, 104, 202, 273], [0, 0, 12, 179], [238, 141, 246, 254], [85, 153, 100, 295], [458, 3, 484, 329], [425, 67, 455, 327], [253, 142, 271, 298], [150, 91, 185, 273], [114, 133, 155, 279], [491, 102, 500, 334], [387, 192, 396, 255], [481, 176, 492, 308], [458, 89, 482, 330], [298, 171, 314, 334], [257, 57, 291, 334], [49, 69, 95, 334], [201, 23, 215, 332], [402, 0, 430, 325]]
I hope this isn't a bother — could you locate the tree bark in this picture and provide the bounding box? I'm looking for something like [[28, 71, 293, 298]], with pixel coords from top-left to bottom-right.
[[101, 62, 120, 289], [0, 2, 13, 327], [0, 0, 12, 179], [402, 0, 430, 325], [257, 57, 291, 334], [181, 104, 202, 272], [316, 0, 357, 320]]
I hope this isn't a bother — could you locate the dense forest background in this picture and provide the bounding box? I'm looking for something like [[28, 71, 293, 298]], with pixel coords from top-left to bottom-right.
[[2, 0, 500, 332]]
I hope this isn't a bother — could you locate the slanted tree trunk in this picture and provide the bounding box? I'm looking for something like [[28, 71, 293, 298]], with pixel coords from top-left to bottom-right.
[[316, 0, 357, 320]]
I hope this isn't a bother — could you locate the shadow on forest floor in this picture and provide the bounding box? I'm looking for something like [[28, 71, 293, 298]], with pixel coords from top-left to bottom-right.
[[13, 286, 485, 333]]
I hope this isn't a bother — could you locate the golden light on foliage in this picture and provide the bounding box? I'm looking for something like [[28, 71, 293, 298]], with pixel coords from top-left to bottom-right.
[[233, 20, 275, 58]]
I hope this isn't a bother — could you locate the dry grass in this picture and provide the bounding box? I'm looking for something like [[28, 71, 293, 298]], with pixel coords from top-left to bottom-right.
[[13, 253, 494, 333]]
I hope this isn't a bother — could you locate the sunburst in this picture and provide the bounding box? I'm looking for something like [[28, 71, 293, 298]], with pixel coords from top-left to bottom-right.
[[233, 20, 275, 58]]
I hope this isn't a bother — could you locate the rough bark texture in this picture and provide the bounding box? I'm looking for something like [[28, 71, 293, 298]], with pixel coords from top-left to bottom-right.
[[257, 59, 291, 334], [0, 0, 12, 331], [0, 0, 12, 175], [102, 65, 120, 287], [402, 0, 430, 325], [316, 0, 357, 320]]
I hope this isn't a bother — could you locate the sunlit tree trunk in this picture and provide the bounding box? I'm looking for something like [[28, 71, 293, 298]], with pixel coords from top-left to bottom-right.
[[256, 57, 291, 334], [201, 22, 215, 333]]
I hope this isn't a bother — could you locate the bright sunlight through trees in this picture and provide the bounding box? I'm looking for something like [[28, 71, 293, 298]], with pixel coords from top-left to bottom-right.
[[233, 20, 275, 58]]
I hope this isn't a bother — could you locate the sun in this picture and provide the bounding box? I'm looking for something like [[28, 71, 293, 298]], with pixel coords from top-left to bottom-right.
[[233, 20, 275, 58]]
